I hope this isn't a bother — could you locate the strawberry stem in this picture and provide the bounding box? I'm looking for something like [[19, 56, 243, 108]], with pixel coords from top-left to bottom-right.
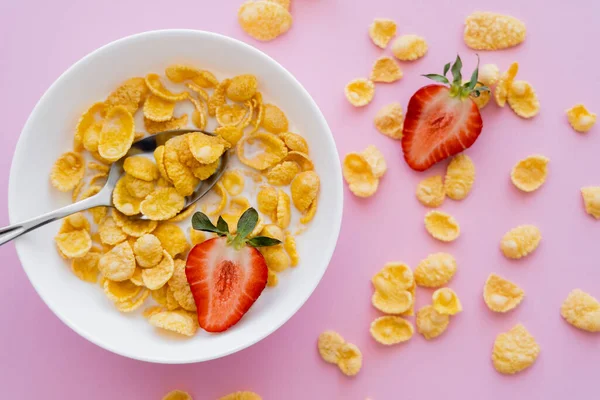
[[423, 54, 490, 100]]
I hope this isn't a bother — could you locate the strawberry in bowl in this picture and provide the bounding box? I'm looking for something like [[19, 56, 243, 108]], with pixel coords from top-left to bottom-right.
[[402, 55, 489, 171]]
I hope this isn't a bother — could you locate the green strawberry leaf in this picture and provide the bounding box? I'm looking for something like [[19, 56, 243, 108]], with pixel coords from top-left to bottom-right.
[[247, 236, 282, 248], [443, 62, 451, 77], [423, 74, 450, 84], [236, 208, 259, 240], [192, 212, 225, 235], [451, 55, 463, 86], [217, 216, 229, 234]]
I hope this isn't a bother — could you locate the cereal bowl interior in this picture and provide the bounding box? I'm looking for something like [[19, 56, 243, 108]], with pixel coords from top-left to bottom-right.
[[8, 30, 343, 363]]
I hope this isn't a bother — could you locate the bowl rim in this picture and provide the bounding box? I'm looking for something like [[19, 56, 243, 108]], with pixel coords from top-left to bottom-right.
[[8, 29, 344, 364]]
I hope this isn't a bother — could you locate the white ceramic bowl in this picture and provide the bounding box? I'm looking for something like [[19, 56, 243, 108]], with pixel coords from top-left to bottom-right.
[[8, 30, 343, 364]]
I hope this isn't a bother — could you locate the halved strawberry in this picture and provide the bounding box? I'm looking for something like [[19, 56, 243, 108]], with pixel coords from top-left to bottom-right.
[[402, 55, 489, 171], [186, 208, 280, 333]]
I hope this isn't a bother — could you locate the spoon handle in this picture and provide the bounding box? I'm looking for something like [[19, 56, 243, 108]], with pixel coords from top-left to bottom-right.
[[0, 195, 104, 246]]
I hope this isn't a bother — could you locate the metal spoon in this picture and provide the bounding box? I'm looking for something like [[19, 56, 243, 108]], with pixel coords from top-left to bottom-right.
[[0, 129, 228, 245]]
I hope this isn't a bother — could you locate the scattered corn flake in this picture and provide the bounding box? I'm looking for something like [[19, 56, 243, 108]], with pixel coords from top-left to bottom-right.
[[424, 210, 460, 242], [165, 64, 200, 83], [55, 229, 91, 259], [267, 161, 300, 186], [98, 106, 135, 163], [169, 259, 197, 312], [361, 145, 387, 178], [416, 175, 445, 208], [276, 189, 291, 229], [256, 186, 278, 220], [337, 343, 362, 376], [207, 79, 231, 118], [279, 132, 308, 154], [82, 121, 103, 153], [190, 159, 220, 181], [114, 288, 150, 312], [342, 153, 379, 198], [204, 182, 228, 217], [370, 57, 403, 83], [162, 389, 193, 400], [416, 305, 450, 340], [299, 195, 318, 224], [494, 62, 519, 107], [70, 251, 101, 283], [284, 151, 314, 171], [432, 288, 462, 315], [374, 102, 403, 139], [484, 273, 525, 313], [189, 96, 207, 130], [344, 78, 375, 107], [260, 245, 290, 272], [479, 64, 500, 86], [98, 241, 136, 281], [148, 310, 198, 336], [510, 154, 549, 192], [215, 126, 244, 147], [113, 176, 142, 216], [261, 104, 289, 134], [130, 267, 144, 286], [221, 170, 245, 196], [261, 224, 285, 242], [153, 146, 170, 182], [123, 174, 155, 199], [142, 251, 174, 290], [561, 289, 600, 332], [113, 210, 158, 237], [372, 288, 412, 314], [237, 132, 288, 171], [188, 133, 230, 165], [290, 170, 320, 212], [140, 187, 185, 221], [165, 285, 180, 310], [471, 83, 491, 109], [144, 114, 189, 135], [373, 262, 414, 291], [163, 135, 199, 196], [103, 279, 142, 303], [151, 285, 168, 306], [284, 233, 299, 266], [581, 186, 600, 219], [50, 151, 85, 192], [508, 80, 540, 118], [191, 70, 219, 89], [414, 253, 457, 288], [267, 268, 278, 287], [238, 0, 293, 42], [75, 102, 107, 151], [59, 213, 91, 234], [500, 225, 541, 259], [445, 154, 475, 200], [227, 74, 258, 102], [145, 73, 188, 102], [153, 223, 189, 258], [566, 104, 597, 133], [98, 216, 127, 245], [492, 324, 540, 375], [88, 161, 109, 174], [216, 103, 248, 127], [369, 18, 397, 49], [391, 34, 428, 61], [464, 12, 526, 51], [318, 330, 345, 364], [168, 203, 197, 223], [220, 391, 262, 400], [370, 316, 414, 345], [123, 155, 160, 182], [133, 234, 164, 268], [143, 94, 175, 122]]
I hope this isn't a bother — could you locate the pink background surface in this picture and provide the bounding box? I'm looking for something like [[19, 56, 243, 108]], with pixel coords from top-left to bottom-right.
[[1, 0, 599, 398]]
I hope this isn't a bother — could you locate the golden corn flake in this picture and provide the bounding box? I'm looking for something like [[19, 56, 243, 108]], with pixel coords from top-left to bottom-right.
[[162, 389, 193, 400], [215, 126, 244, 147], [581, 186, 600, 219], [98, 216, 127, 245], [169, 259, 197, 312], [71, 180, 85, 201], [494, 62, 519, 107], [414, 252, 457, 288], [113, 210, 158, 237], [189, 227, 207, 246], [290, 170, 320, 212], [221, 170, 245, 196], [114, 288, 149, 312], [492, 324, 540, 375], [317, 330, 345, 364], [144, 114, 189, 135], [55, 229, 92, 259], [207, 78, 230, 117], [432, 288, 462, 315], [507, 80, 540, 118], [140, 187, 185, 221], [123, 174, 155, 199], [123, 156, 159, 183], [261, 224, 285, 242], [220, 392, 262, 400], [342, 153, 379, 198], [237, 132, 288, 170], [75, 102, 107, 151], [445, 154, 475, 200], [133, 234, 164, 268], [130, 266, 144, 286], [153, 146, 170, 182], [59, 212, 91, 233], [143, 94, 175, 122], [113, 176, 142, 216], [216, 103, 247, 127], [103, 279, 142, 303], [189, 96, 207, 130], [416, 305, 450, 340], [374, 102, 403, 139], [283, 233, 299, 266], [479, 64, 500, 86], [561, 289, 600, 332], [204, 182, 228, 217], [300, 195, 318, 225], [50, 151, 85, 192], [188, 133, 230, 165], [276, 189, 291, 229], [256, 187, 278, 219], [151, 285, 168, 306], [471, 83, 491, 109], [191, 70, 219, 89], [511, 154, 549, 192], [153, 223, 189, 258], [368, 18, 397, 49], [361, 145, 387, 178], [484, 273, 525, 313], [337, 343, 362, 377], [98, 241, 136, 281], [168, 203, 197, 223], [372, 288, 412, 314], [98, 106, 135, 163], [164, 285, 179, 310], [370, 56, 403, 83], [267, 161, 300, 186], [164, 135, 199, 196], [238, 0, 293, 41], [145, 73, 188, 102], [165, 64, 201, 83], [370, 316, 414, 345], [277, 131, 306, 153], [260, 245, 290, 272], [148, 310, 198, 337], [416, 175, 445, 208], [260, 104, 288, 134], [266, 268, 278, 287], [71, 251, 101, 283], [227, 74, 258, 102], [566, 104, 596, 133], [284, 151, 314, 171], [142, 251, 174, 290], [391, 34, 428, 61], [424, 210, 460, 242], [344, 78, 375, 107], [500, 225, 541, 259], [373, 262, 414, 291], [464, 12, 526, 50], [105, 77, 148, 114]]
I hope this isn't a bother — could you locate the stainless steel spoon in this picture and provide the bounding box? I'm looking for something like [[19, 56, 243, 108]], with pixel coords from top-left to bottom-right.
[[0, 129, 228, 245]]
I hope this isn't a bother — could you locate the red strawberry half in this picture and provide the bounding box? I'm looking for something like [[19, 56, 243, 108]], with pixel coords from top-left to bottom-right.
[[186, 208, 281, 333], [402, 55, 489, 171]]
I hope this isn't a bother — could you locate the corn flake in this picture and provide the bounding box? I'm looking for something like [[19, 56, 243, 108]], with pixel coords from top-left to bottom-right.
[[208, 78, 231, 117], [479, 64, 500, 86], [257, 186, 278, 220], [188, 133, 230, 165], [508, 80, 540, 118], [424, 210, 460, 242], [416, 175, 445, 208], [238, 0, 293, 41], [98, 216, 127, 245], [337, 343, 362, 376], [123, 174, 155, 199], [123, 156, 159, 183], [464, 12, 526, 51], [372, 288, 412, 314], [566, 104, 597, 133], [140, 187, 185, 221], [267, 161, 299, 186], [414, 253, 457, 288], [581, 186, 600, 219], [59, 212, 91, 234], [133, 234, 164, 268], [260, 245, 290, 272], [432, 288, 462, 315], [276, 189, 291, 229], [392, 34, 428, 61], [113, 210, 158, 237], [98, 105, 135, 162], [145, 114, 189, 135], [71, 251, 101, 283], [204, 182, 228, 216], [317, 330, 345, 364], [370, 56, 403, 83], [494, 62, 519, 107], [50, 151, 85, 192], [142, 251, 174, 290], [445, 154, 475, 200], [374, 102, 403, 139], [164, 135, 199, 196], [290, 170, 320, 212], [370, 316, 414, 345], [220, 392, 262, 400], [168, 203, 197, 223], [113, 176, 142, 216], [284, 151, 314, 171], [484, 273, 525, 313], [75, 102, 107, 151], [162, 390, 193, 400], [215, 126, 244, 147], [153, 223, 189, 258], [103, 279, 142, 302], [144, 73, 188, 102], [369, 18, 397, 49], [105, 77, 149, 114], [260, 104, 288, 134], [361, 145, 387, 178], [148, 310, 198, 337], [143, 94, 175, 122], [221, 170, 245, 196], [511, 154, 549, 192], [98, 241, 136, 281], [165, 65, 201, 83], [168, 259, 197, 312], [492, 324, 540, 375], [500, 225, 541, 259], [344, 78, 375, 107], [237, 132, 288, 170], [416, 305, 450, 340], [342, 153, 379, 198], [55, 229, 91, 259], [216, 103, 248, 127], [471, 83, 491, 109], [561, 289, 600, 332], [227, 74, 258, 102]]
